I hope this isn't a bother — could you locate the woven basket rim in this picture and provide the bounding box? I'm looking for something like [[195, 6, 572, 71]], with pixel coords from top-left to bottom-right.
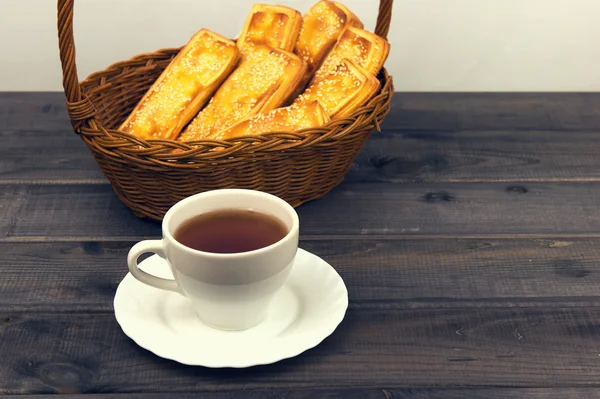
[[58, 0, 395, 164], [75, 49, 394, 163], [56, 0, 396, 220]]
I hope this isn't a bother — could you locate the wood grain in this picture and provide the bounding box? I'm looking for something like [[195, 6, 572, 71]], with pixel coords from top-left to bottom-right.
[[3, 128, 600, 184], [3, 93, 599, 133], [2, 239, 600, 311], [3, 307, 600, 394], [3, 92, 600, 394], [13, 389, 600, 398], [0, 128, 104, 183], [4, 182, 600, 238], [0, 184, 160, 239], [384, 92, 600, 131], [351, 129, 600, 183], [3, 93, 599, 184], [0, 93, 72, 132]]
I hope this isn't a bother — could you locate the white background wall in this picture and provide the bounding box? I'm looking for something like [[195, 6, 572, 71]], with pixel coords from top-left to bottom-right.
[[1, 0, 599, 92]]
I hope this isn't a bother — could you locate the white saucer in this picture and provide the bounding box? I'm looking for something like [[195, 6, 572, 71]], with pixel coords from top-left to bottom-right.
[[114, 248, 348, 368]]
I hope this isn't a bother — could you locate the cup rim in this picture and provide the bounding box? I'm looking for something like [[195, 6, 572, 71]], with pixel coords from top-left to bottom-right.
[[162, 189, 299, 258]]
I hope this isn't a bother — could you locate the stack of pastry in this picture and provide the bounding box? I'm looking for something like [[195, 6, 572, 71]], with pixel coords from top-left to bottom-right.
[[119, 0, 390, 143]]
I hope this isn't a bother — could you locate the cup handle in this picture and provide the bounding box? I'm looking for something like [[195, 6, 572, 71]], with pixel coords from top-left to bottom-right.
[[127, 240, 180, 293]]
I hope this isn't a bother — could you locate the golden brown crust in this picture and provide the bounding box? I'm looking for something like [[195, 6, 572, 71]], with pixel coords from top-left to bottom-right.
[[311, 26, 390, 85], [237, 4, 303, 57], [292, 1, 367, 104], [295, 1, 348, 76], [119, 29, 239, 141], [332, 2, 364, 29], [294, 58, 380, 118], [178, 44, 307, 142], [218, 100, 330, 140]]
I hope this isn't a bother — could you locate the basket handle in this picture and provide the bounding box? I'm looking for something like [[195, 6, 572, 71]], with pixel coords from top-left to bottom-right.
[[57, 0, 98, 131], [375, 0, 394, 40], [57, 0, 394, 130]]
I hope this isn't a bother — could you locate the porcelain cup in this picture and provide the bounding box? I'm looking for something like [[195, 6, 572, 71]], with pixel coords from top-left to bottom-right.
[[127, 189, 299, 331]]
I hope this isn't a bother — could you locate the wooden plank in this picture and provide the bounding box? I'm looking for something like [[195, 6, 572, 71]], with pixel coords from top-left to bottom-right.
[[0, 128, 105, 183], [2, 238, 600, 311], [0, 184, 160, 239], [3, 128, 600, 183], [0, 92, 72, 132], [13, 388, 600, 398], [3, 307, 600, 394], [4, 182, 600, 238], [351, 129, 600, 183], [3, 92, 600, 133], [384, 92, 600, 131]]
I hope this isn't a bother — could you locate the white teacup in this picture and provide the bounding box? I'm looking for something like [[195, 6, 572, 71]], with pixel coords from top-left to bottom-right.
[[127, 189, 299, 331]]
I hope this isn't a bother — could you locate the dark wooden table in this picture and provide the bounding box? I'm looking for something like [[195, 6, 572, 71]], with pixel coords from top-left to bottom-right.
[[2, 92, 600, 398]]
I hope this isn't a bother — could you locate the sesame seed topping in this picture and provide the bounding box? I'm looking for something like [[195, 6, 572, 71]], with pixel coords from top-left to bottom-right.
[[292, 59, 364, 117], [180, 45, 300, 141], [295, 0, 347, 72], [239, 10, 294, 57], [312, 28, 378, 84], [122, 32, 237, 140], [219, 100, 326, 139]]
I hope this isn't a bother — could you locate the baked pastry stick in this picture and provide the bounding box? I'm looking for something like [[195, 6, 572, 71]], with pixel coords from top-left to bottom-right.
[[311, 26, 390, 85], [119, 29, 239, 140], [332, 1, 364, 28], [294, 58, 380, 118], [295, 0, 363, 76], [179, 44, 307, 142], [218, 100, 330, 140], [236, 4, 303, 56]]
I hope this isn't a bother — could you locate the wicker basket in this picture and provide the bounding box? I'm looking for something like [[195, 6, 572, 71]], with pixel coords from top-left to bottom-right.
[[57, 0, 394, 221]]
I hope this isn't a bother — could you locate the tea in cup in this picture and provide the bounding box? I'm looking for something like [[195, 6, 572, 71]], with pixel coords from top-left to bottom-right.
[[127, 189, 299, 331]]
